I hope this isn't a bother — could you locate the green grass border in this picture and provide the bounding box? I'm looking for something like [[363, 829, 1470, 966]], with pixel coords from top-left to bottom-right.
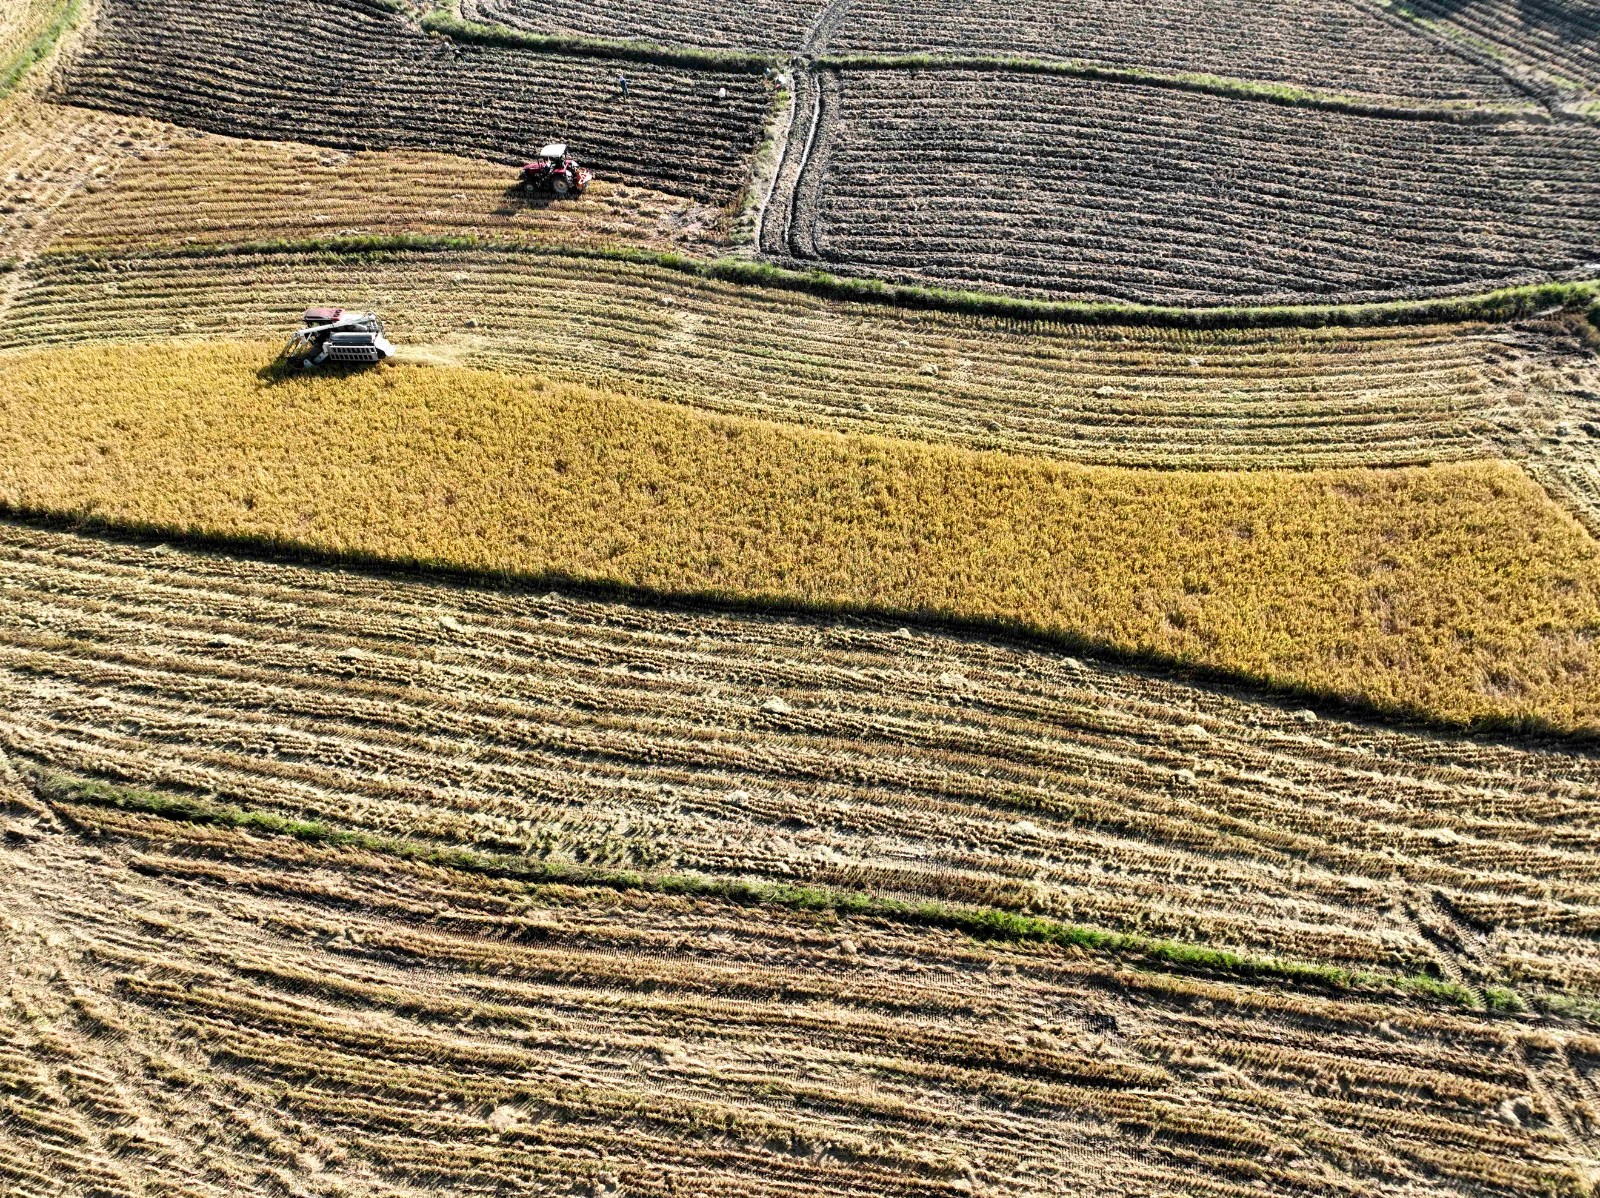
[[35, 233, 1600, 331], [0, 0, 84, 101], [40, 771, 1483, 1009], [814, 52, 1544, 124], [419, 9, 777, 73]]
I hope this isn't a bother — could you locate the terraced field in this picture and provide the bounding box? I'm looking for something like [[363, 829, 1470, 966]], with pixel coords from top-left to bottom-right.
[[38, 120, 727, 254], [1, 523, 1599, 1196], [5, 245, 1592, 472], [823, 0, 1523, 102], [56, 0, 772, 203], [1394, 0, 1600, 107], [464, 0, 828, 53], [793, 68, 1600, 305], [6, 0, 1600, 1191]]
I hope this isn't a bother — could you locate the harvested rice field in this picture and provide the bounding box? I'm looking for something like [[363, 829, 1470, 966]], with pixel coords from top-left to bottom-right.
[[2, 525, 1600, 1196], [3, 245, 1593, 472], [5, 0, 1600, 1191]]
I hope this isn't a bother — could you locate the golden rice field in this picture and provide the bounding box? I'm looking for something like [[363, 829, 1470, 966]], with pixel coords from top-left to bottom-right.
[[5, 2, 1600, 1194], [1, 523, 1598, 1197], [3, 339, 1600, 731]]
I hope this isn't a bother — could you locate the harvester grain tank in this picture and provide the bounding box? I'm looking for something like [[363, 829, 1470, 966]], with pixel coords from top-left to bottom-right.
[[284, 307, 395, 367]]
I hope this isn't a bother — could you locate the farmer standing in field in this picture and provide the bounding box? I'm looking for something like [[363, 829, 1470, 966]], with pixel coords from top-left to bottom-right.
[[618, 73, 629, 98]]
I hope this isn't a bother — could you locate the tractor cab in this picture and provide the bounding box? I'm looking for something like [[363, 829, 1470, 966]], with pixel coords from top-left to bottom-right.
[[517, 142, 592, 197]]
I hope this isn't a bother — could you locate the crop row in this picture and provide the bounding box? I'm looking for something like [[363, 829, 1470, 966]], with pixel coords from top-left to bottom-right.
[[824, 0, 1522, 103], [1396, 0, 1600, 105], [6, 246, 1585, 472], [464, 0, 827, 55], [1, 782, 1590, 1197], [466, 0, 1522, 106], [55, 0, 772, 204], [2, 522, 1600, 997], [796, 68, 1600, 306], [34, 115, 728, 256]]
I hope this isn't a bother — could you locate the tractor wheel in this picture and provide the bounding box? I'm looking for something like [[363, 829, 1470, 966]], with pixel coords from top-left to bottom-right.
[[552, 176, 571, 197]]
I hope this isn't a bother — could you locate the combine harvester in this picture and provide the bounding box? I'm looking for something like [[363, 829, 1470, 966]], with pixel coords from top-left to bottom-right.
[[284, 307, 396, 368]]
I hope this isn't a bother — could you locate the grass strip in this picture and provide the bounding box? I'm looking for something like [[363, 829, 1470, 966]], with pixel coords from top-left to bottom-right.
[[38, 772, 1477, 1007], [40, 233, 1600, 331], [814, 52, 1544, 124], [0, 0, 83, 100], [419, 9, 777, 73]]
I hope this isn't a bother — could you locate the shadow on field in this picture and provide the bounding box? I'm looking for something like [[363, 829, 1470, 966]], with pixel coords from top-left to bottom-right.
[[0, 506, 1595, 751], [255, 357, 394, 386], [494, 185, 562, 217]]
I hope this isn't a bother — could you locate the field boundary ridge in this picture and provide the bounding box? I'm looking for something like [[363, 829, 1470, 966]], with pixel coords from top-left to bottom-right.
[[0, 0, 84, 100], [38, 771, 1501, 1012], [32, 235, 1600, 331], [813, 51, 1551, 124]]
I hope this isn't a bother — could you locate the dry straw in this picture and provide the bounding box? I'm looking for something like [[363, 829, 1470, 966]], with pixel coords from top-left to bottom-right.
[[4, 339, 1600, 730]]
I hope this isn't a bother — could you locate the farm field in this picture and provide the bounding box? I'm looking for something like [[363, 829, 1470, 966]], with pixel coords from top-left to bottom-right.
[[3, 793, 1591, 1198], [5, 338, 1600, 731], [5, 0, 1600, 1191], [1393, 0, 1600, 108], [463, 0, 829, 54], [791, 68, 1600, 305], [5, 245, 1594, 473], [30, 119, 728, 254], [56, 0, 772, 204], [1, 524, 1599, 1196], [465, 0, 1528, 109], [821, 0, 1523, 103]]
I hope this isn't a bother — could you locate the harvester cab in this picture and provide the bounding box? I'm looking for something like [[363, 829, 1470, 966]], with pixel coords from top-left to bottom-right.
[[284, 307, 396, 368], [517, 143, 592, 197]]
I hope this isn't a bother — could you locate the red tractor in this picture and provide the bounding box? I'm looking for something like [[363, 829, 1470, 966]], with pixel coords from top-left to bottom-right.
[[517, 143, 592, 197]]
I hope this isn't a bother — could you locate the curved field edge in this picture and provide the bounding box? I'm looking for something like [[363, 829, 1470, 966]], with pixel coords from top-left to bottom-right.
[[5, 339, 1600, 734], [30, 234, 1600, 330], [7, 783, 1588, 1196], [421, 4, 1546, 121], [31, 771, 1489, 1011]]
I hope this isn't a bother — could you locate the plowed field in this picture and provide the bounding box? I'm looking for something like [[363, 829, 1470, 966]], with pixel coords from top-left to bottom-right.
[[1397, 0, 1600, 106], [464, 0, 827, 53], [798, 69, 1600, 305], [824, 0, 1521, 102], [55, 0, 771, 203]]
